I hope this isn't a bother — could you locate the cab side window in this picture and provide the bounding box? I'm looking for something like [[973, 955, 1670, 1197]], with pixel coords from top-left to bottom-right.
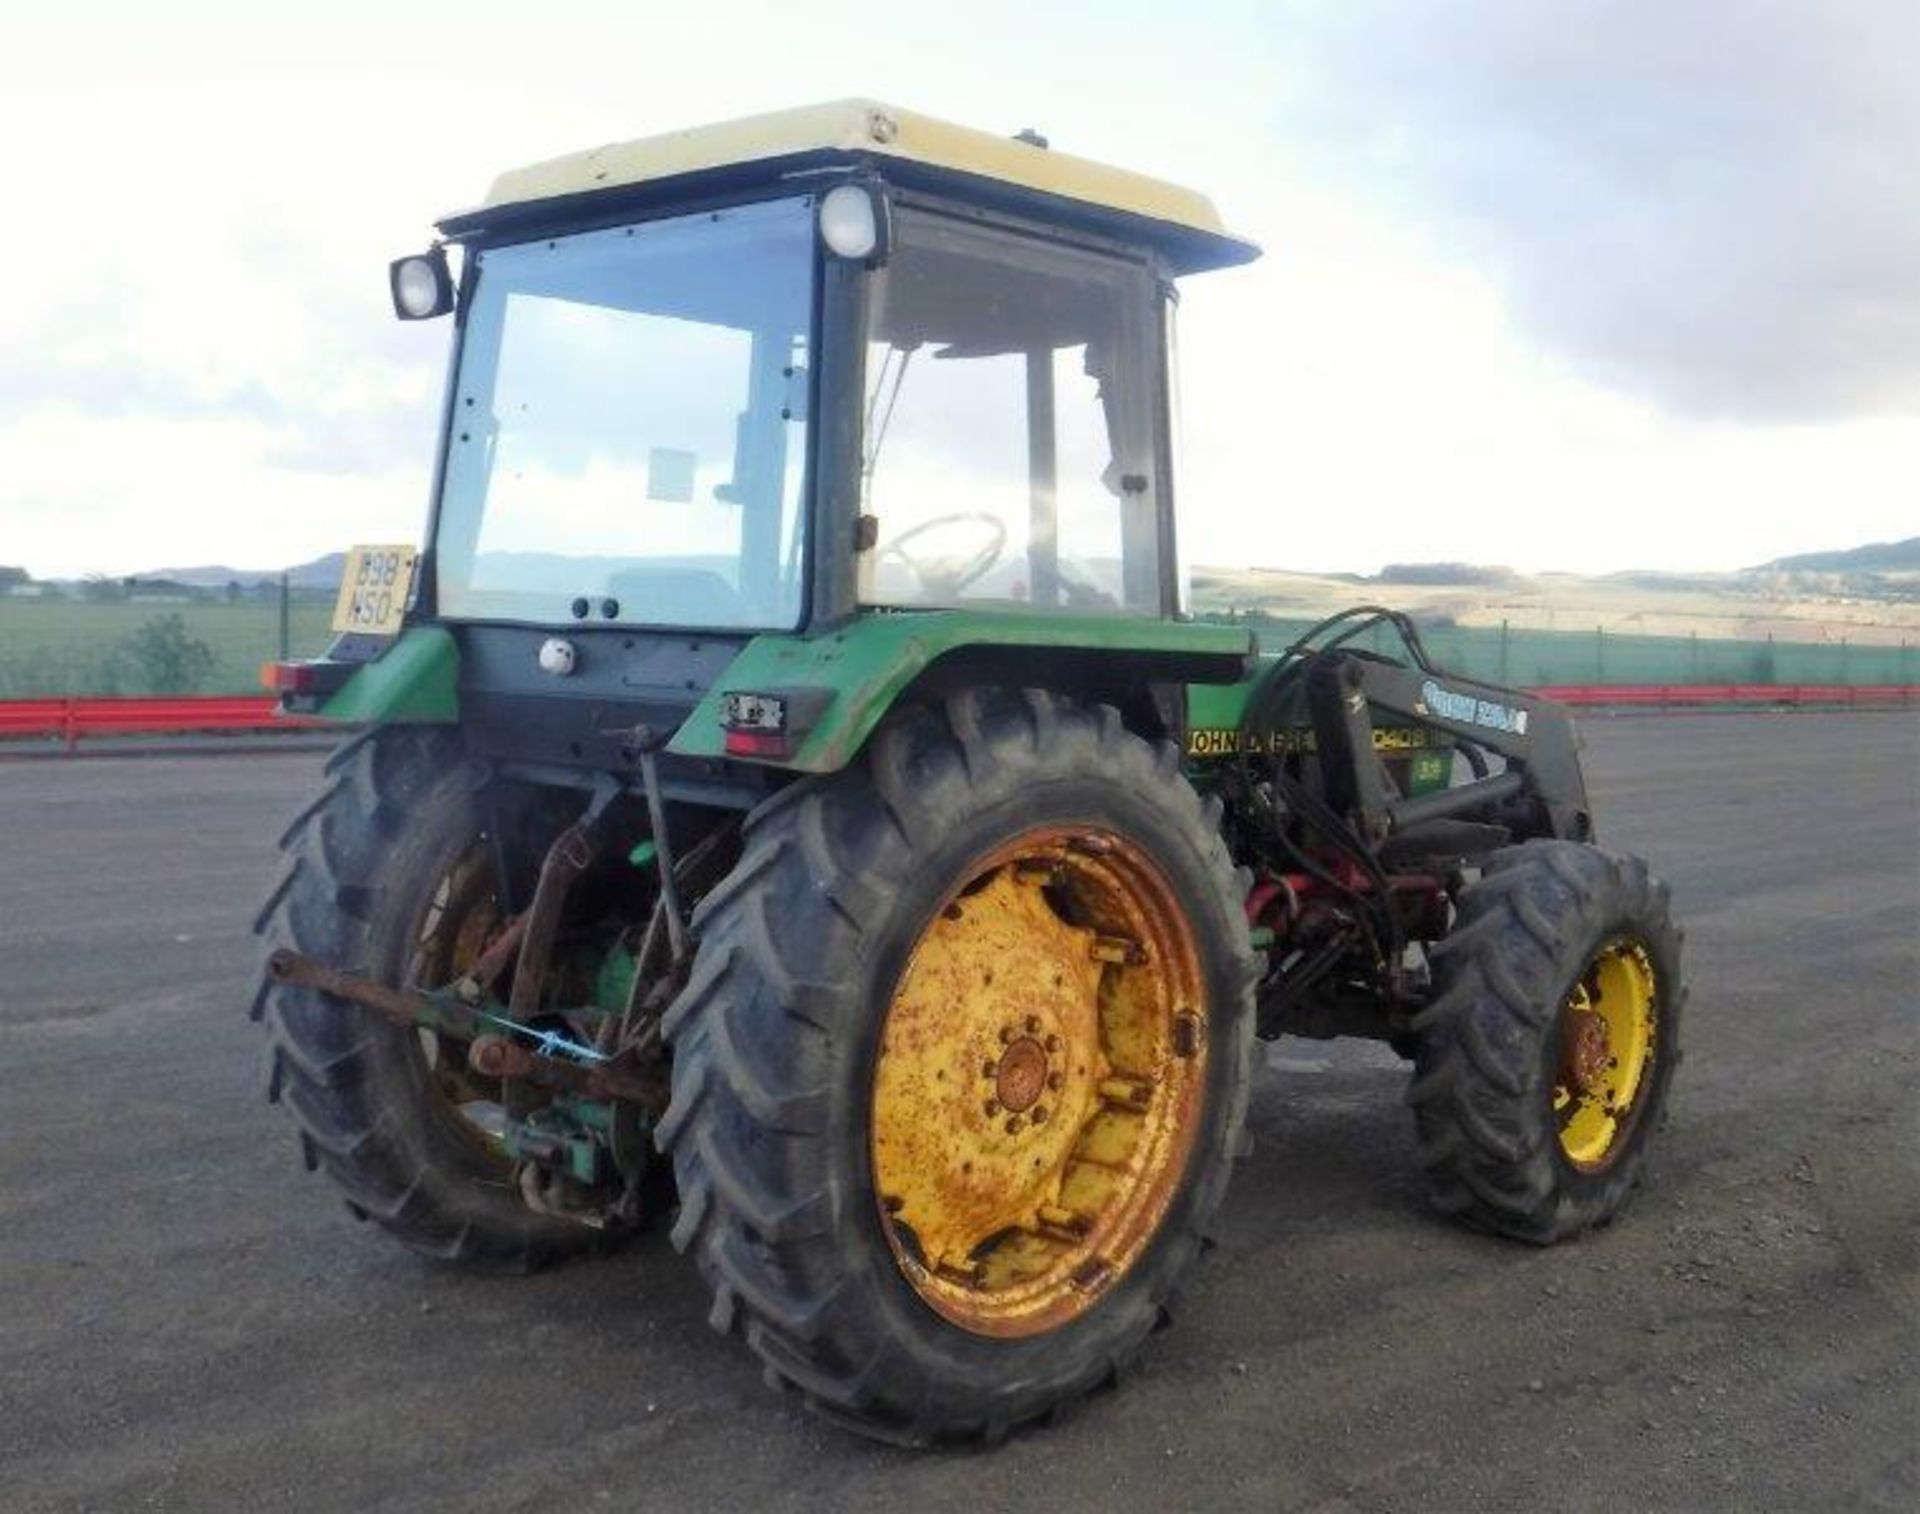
[[858, 212, 1164, 613]]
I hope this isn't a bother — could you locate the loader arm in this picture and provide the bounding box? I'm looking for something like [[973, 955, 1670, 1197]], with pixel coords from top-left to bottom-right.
[[1303, 654, 1592, 846]]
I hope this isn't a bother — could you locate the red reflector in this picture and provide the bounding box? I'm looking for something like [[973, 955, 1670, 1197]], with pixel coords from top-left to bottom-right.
[[261, 660, 316, 694], [724, 728, 790, 759]]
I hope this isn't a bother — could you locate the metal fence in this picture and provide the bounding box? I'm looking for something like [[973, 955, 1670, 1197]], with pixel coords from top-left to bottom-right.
[[1215, 614, 1917, 689]]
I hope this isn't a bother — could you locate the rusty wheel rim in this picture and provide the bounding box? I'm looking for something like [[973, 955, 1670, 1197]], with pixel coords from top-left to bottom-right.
[[407, 842, 513, 1157], [869, 825, 1208, 1338], [1553, 936, 1658, 1170]]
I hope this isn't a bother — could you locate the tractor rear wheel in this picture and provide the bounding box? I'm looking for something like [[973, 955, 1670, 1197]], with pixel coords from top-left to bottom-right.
[[659, 689, 1257, 1443], [252, 727, 609, 1270], [1406, 840, 1684, 1243]]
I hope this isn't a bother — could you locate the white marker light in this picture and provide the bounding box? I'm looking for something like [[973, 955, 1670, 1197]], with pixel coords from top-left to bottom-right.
[[818, 184, 880, 260], [538, 638, 577, 677]]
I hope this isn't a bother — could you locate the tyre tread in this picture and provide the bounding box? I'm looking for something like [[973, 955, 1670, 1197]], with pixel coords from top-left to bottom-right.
[[1406, 839, 1685, 1245]]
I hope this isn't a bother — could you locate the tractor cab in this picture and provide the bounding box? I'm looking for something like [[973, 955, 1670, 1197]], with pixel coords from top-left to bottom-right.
[[400, 100, 1256, 638], [318, 101, 1263, 781]]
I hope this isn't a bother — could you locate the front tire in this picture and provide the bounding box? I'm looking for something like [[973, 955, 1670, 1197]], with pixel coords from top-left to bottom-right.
[[1406, 840, 1684, 1243], [658, 689, 1257, 1444]]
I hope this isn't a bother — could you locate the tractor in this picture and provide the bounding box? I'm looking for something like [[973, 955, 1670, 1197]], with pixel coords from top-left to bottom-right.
[[255, 101, 1683, 1445]]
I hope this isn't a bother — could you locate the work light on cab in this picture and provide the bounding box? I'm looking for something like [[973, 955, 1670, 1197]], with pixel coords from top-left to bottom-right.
[[817, 182, 889, 261], [389, 247, 454, 319]]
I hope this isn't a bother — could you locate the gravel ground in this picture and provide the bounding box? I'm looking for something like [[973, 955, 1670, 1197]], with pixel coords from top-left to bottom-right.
[[0, 711, 1914, 1512]]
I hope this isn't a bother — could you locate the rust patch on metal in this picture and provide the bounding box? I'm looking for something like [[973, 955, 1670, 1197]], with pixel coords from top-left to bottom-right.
[[508, 823, 597, 1022], [457, 909, 527, 1002], [268, 949, 664, 1108]]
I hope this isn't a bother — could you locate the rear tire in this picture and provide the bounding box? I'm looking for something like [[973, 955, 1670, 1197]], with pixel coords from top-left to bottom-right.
[[251, 727, 604, 1271], [1406, 840, 1684, 1243], [659, 689, 1258, 1444]]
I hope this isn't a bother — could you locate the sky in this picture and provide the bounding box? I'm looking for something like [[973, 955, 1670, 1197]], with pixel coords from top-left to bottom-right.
[[0, 0, 1914, 579]]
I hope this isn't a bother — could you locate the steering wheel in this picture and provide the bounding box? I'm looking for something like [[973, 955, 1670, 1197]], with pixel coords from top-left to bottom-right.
[[876, 512, 1009, 598]]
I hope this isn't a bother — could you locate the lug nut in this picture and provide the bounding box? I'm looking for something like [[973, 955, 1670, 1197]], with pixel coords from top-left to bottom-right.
[[1044, 1034, 1062, 1053], [1004, 1115, 1025, 1135]]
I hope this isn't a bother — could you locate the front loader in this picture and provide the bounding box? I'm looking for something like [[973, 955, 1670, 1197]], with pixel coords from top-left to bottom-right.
[[255, 101, 1684, 1444]]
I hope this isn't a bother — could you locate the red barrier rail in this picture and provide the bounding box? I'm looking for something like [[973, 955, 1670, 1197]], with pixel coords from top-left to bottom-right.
[[0, 684, 1912, 756], [0, 696, 317, 752]]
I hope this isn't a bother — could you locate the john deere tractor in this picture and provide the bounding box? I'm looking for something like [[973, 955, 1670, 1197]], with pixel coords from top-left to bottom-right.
[[256, 102, 1683, 1444]]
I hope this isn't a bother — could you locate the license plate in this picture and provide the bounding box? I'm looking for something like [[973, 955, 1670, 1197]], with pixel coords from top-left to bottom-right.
[[331, 545, 419, 636]]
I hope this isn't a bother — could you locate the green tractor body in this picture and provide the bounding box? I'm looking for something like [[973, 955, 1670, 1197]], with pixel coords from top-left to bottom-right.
[[256, 101, 1683, 1445]]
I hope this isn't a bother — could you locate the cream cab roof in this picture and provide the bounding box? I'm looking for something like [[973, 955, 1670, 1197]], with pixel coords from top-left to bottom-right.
[[469, 99, 1258, 273]]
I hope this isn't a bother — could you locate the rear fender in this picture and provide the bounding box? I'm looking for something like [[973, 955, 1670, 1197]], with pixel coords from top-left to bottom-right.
[[668, 612, 1253, 773], [315, 626, 460, 724]]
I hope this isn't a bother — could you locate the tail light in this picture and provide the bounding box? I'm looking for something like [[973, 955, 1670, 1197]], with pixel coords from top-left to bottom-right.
[[718, 688, 833, 761], [261, 660, 353, 700], [721, 691, 792, 758]]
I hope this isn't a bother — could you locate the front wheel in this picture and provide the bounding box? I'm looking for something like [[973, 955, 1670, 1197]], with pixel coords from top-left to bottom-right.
[[658, 689, 1257, 1444], [1406, 840, 1685, 1243]]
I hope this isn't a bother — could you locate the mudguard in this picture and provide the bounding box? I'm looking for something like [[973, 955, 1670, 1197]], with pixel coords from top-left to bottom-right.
[[668, 610, 1253, 773]]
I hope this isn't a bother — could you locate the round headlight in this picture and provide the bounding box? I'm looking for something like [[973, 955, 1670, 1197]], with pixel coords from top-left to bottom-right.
[[393, 257, 443, 319], [818, 184, 880, 260]]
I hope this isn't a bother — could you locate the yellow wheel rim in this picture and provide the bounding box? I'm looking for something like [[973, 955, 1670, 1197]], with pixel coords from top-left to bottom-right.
[[1553, 937, 1658, 1169], [869, 826, 1207, 1338]]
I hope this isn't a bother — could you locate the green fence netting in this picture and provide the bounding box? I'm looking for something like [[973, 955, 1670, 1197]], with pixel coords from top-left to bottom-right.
[[0, 593, 1913, 698], [1205, 614, 1915, 689], [0, 595, 336, 698]]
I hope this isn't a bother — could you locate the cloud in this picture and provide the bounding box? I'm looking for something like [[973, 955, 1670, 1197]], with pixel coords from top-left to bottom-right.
[[0, 200, 443, 490], [1271, 0, 1920, 421], [0, 0, 1912, 581]]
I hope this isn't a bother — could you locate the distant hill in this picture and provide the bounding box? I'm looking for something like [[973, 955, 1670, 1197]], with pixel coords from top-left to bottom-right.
[[1752, 537, 1920, 574], [284, 553, 347, 589], [93, 536, 1920, 603], [143, 563, 264, 588], [147, 553, 346, 590], [1376, 562, 1522, 588]]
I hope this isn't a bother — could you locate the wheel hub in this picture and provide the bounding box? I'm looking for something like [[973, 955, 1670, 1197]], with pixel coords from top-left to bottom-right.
[[993, 1036, 1050, 1114], [1560, 1007, 1611, 1095]]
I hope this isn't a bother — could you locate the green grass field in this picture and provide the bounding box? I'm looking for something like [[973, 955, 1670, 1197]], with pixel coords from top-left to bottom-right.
[[0, 597, 337, 697]]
